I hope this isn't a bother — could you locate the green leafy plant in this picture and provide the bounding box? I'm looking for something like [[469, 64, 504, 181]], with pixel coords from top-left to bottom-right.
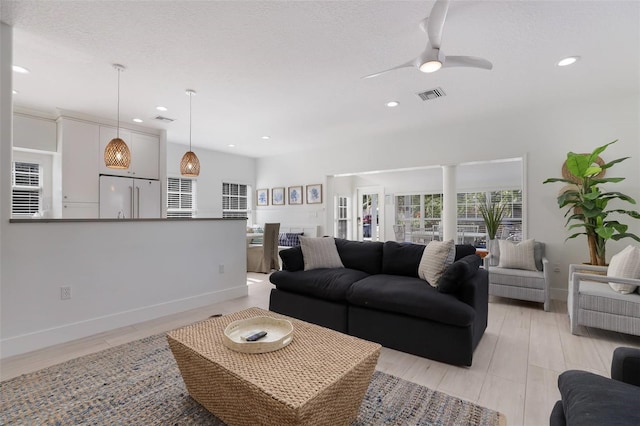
[[478, 196, 507, 240], [543, 140, 640, 265]]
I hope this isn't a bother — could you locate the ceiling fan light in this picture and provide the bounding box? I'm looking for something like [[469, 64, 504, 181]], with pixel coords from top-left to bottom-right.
[[419, 60, 442, 73], [104, 138, 131, 169]]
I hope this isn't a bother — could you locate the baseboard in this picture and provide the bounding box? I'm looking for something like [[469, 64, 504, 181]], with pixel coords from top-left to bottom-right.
[[550, 287, 568, 302], [0, 285, 248, 359]]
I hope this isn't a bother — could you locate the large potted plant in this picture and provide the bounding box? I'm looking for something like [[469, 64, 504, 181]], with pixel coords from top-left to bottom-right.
[[543, 140, 640, 265]]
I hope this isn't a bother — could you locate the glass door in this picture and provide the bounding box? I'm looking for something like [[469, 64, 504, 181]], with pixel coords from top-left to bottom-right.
[[357, 190, 380, 241]]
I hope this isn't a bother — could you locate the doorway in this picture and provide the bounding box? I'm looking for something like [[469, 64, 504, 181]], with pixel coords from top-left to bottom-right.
[[357, 188, 383, 241]]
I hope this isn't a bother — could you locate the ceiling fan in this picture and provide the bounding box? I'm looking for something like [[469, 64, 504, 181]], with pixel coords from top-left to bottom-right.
[[363, 0, 492, 79]]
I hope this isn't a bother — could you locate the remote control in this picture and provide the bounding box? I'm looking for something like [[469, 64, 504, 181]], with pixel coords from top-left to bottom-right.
[[240, 330, 262, 341], [245, 331, 267, 342]]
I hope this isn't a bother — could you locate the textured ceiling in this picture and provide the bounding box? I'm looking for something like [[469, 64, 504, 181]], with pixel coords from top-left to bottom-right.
[[2, 1, 639, 158]]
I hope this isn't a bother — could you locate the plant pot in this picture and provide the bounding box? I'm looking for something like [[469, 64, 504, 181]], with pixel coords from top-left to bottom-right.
[[487, 239, 500, 267]]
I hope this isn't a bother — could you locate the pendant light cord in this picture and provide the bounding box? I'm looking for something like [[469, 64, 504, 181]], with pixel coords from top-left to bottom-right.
[[116, 67, 121, 139], [189, 92, 192, 151]]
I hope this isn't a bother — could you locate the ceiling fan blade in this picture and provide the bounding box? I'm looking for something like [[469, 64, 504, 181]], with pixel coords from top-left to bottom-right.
[[362, 60, 416, 79], [443, 55, 493, 70], [426, 0, 450, 49]]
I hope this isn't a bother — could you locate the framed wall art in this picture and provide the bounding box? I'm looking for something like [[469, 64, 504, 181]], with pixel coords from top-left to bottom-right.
[[272, 187, 285, 205], [256, 188, 269, 206], [288, 186, 303, 205], [306, 184, 322, 204]]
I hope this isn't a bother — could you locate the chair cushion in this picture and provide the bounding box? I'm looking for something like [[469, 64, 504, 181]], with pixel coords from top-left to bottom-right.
[[558, 370, 640, 425], [381, 241, 425, 277], [608, 245, 640, 294], [334, 238, 384, 275], [278, 232, 303, 247], [578, 280, 640, 317], [489, 267, 545, 290], [346, 274, 475, 327], [497, 239, 537, 271], [418, 240, 456, 286], [438, 254, 482, 294], [300, 236, 344, 271], [269, 268, 369, 302]]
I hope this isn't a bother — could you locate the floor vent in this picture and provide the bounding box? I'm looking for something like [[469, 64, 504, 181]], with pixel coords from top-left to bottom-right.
[[417, 87, 446, 101], [154, 116, 175, 123]]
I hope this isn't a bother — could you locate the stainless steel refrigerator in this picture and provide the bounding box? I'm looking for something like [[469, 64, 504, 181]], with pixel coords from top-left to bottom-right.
[[99, 175, 161, 219]]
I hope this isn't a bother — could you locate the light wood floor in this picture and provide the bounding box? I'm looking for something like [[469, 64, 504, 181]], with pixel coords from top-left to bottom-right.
[[3, 273, 640, 425]]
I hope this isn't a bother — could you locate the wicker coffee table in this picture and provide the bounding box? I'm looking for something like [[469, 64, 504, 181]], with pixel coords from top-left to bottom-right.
[[167, 307, 381, 425]]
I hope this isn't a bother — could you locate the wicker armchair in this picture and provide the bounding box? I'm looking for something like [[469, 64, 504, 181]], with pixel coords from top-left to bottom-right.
[[568, 263, 640, 336]]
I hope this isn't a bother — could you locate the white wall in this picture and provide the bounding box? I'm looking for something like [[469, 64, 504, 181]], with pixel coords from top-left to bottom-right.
[[166, 142, 256, 219], [0, 219, 248, 357], [256, 94, 640, 299]]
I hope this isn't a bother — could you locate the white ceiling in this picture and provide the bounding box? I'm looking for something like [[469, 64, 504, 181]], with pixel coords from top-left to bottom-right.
[[2, 1, 639, 159]]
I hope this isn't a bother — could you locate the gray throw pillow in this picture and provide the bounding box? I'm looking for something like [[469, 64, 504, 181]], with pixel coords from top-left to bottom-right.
[[299, 236, 344, 271]]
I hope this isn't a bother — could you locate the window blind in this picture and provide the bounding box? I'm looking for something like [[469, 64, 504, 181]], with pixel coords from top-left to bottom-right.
[[12, 161, 42, 217], [167, 177, 197, 218], [222, 182, 249, 219]]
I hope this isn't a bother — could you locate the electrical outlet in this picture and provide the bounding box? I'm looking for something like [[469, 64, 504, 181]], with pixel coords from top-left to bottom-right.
[[218, 264, 225, 274], [60, 286, 72, 300], [553, 263, 561, 273]]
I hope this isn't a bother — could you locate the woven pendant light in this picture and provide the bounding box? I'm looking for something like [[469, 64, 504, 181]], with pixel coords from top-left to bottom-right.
[[104, 64, 131, 169], [180, 89, 200, 177]]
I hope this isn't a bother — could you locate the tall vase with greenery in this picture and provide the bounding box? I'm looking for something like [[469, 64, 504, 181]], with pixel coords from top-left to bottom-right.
[[478, 197, 507, 241], [543, 140, 640, 266], [478, 197, 507, 265]]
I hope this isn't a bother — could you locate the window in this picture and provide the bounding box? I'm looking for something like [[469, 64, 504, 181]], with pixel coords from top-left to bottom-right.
[[335, 195, 350, 239], [12, 161, 42, 217], [395, 189, 523, 245], [167, 177, 197, 218], [222, 182, 250, 219]]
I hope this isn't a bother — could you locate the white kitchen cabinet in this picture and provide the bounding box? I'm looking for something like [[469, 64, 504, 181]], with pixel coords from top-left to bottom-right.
[[60, 118, 100, 204], [99, 126, 159, 180], [62, 202, 99, 218]]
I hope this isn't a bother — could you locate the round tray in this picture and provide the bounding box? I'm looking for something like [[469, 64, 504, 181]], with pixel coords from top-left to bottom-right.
[[222, 316, 294, 354]]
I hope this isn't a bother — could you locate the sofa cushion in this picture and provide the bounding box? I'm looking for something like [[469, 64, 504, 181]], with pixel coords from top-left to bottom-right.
[[438, 254, 482, 294], [269, 268, 369, 302], [334, 239, 384, 275], [418, 240, 455, 286], [497, 239, 537, 271], [577, 279, 640, 317], [346, 274, 475, 327], [382, 241, 425, 277], [279, 246, 304, 272], [608, 245, 640, 294], [300, 236, 344, 271], [455, 244, 477, 261], [558, 370, 640, 425]]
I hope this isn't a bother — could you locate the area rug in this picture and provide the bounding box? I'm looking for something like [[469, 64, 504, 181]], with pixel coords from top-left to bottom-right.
[[1, 334, 503, 425]]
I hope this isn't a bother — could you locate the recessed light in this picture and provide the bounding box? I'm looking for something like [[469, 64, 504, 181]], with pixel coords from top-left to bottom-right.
[[12, 89, 18, 95], [558, 56, 580, 67], [133, 118, 143, 123], [12, 65, 30, 74], [156, 106, 167, 111], [386, 101, 399, 108], [261, 136, 270, 140], [228, 144, 236, 148]]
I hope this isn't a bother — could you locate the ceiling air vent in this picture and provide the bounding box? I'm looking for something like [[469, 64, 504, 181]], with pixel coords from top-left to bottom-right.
[[154, 116, 175, 123], [417, 87, 446, 101]]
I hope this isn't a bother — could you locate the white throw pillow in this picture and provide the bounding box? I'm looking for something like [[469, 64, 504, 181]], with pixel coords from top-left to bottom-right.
[[608, 245, 640, 294], [497, 239, 537, 271], [299, 236, 344, 271], [418, 240, 456, 287]]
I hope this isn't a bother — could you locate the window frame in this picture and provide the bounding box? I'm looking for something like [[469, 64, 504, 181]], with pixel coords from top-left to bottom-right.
[[222, 182, 251, 219]]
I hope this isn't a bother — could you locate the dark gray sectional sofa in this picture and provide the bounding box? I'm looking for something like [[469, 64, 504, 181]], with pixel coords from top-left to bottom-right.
[[268, 239, 489, 366]]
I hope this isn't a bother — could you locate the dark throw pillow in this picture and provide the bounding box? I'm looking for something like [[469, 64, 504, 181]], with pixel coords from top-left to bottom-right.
[[437, 254, 482, 294], [279, 246, 304, 272]]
